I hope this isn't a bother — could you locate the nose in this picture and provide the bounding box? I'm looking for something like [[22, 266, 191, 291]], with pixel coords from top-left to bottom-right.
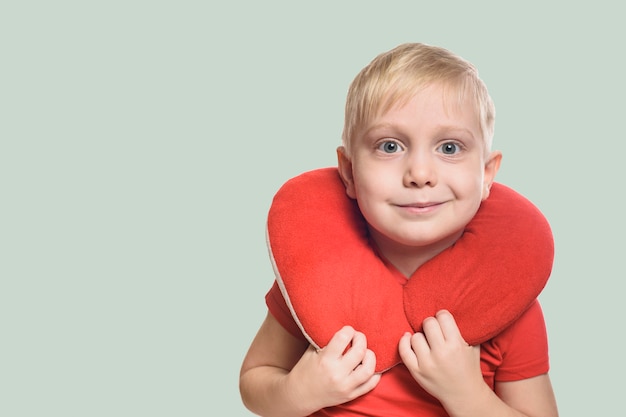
[[403, 152, 437, 188]]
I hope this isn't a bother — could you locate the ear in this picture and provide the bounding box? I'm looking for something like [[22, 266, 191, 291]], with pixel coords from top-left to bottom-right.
[[336, 146, 357, 199], [481, 150, 502, 201]]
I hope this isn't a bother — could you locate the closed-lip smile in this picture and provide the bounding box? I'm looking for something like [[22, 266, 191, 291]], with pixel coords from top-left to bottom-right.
[[398, 201, 442, 208], [394, 200, 446, 214]]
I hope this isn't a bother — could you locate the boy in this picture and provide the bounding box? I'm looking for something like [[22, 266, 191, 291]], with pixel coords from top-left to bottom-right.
[[240, 43, 558, 416]]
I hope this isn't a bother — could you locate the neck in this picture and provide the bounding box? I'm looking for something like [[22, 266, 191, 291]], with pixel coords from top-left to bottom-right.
[[369, 229, 463, 278]]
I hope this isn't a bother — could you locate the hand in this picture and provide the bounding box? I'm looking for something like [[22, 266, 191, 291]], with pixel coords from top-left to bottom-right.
[[288, 326, 381, 412], [398, 310, 485, 406]]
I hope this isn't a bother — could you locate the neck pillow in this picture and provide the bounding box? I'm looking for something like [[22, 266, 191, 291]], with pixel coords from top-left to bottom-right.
[[267, 167, 553, 372]]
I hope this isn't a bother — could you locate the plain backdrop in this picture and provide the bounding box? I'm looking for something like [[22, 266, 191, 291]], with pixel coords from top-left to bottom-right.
[[2, 1, 624, 416]]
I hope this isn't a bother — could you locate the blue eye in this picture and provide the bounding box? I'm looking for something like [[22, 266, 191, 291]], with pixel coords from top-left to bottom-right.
[[439, 142, 461, 155], [378, 141, 402, 153]]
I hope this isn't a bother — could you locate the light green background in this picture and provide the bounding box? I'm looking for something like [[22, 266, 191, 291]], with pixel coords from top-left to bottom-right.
[[2, 1, 623, 416]]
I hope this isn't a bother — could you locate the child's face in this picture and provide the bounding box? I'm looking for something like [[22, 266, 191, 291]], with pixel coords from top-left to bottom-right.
[[338, 83, 501, 270]]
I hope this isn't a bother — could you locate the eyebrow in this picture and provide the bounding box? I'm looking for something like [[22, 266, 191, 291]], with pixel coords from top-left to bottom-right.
[[363, 122, 478, 140], [361, 122, 395, 137], [433, 125, 477, 139]]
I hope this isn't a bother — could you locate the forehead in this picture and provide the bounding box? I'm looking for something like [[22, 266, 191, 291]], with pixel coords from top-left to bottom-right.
[[372, 82, 482, 131]]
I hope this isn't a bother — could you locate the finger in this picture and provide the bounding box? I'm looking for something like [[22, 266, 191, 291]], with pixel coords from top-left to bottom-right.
[[350, 349, 381, 397], [435, 310, 466, 343], [342, 331, 368, 367], [323, 326, 356, 358], [351, 348, 377, 381], [422, 315, 445, 349], [410, 331, 431, 360], [398, 332, 418, 369]]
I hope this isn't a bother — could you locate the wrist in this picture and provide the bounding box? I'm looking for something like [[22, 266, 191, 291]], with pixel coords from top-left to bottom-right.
[[440, 382, 494, 417], [282, 370, 321, 417]]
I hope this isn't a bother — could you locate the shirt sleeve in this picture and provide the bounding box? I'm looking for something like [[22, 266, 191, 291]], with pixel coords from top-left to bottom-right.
[[265, 280, 307, 340], [493, 299, 551, 382]]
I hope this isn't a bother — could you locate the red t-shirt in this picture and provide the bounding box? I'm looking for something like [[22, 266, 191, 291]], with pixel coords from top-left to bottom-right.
[[265, 281, 550, 416]]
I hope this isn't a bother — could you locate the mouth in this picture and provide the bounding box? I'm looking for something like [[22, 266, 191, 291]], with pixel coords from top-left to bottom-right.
[[395, 201, 445, 214], [398, 201, 442, 209]]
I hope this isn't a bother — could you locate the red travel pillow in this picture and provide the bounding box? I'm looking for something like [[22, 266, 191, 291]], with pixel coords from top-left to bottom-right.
[[267, 168, 553, 372]]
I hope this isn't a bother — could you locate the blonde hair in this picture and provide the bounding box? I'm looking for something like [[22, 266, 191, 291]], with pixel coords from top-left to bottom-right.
[[342, 43, 495, 155]]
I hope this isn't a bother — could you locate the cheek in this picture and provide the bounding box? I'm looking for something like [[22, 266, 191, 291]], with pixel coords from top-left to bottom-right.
[[352, 167, 390, 201], [453, 162, 485, 193]]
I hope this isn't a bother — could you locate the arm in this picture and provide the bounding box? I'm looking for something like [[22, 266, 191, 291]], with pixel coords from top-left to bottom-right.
[[496, 375, 559, 417], [434, 371, 558, 417], [440, 373, 558, 417], [239, 312, 308, 416], [398, 311, 558, 417], [239, 312, 381, 417]]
